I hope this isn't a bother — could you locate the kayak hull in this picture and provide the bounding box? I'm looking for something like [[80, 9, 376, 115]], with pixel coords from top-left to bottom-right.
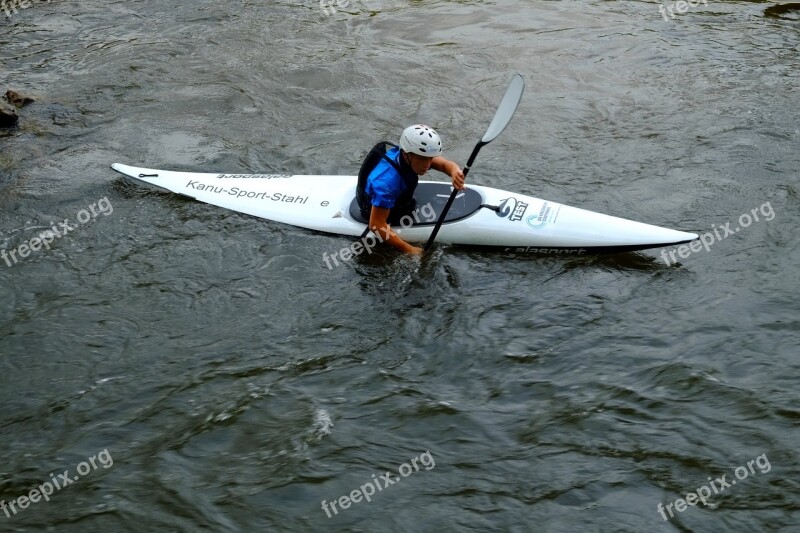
[[111, 163, 697, 254]]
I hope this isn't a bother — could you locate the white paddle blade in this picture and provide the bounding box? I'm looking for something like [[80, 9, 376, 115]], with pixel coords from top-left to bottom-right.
[[481, 74, 525, 143]]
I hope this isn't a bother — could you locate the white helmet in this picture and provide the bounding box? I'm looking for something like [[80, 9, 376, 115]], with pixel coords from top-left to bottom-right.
[[399, 124, 442, 158]]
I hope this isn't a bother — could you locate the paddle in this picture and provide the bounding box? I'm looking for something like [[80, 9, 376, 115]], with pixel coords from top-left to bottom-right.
[[423, 74, 525, 252]]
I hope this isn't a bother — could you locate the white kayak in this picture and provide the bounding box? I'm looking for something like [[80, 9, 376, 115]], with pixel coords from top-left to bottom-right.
[[111, 163, 697, 255]]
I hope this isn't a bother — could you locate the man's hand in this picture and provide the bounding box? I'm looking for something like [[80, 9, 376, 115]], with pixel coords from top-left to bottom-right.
[[432, 157, 466, 190], [369, 206, 421, 254], [449, 166, 465, 190]]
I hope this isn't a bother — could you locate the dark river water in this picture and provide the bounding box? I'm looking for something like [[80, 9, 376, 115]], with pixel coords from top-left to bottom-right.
[[1, 1, 798, 531]]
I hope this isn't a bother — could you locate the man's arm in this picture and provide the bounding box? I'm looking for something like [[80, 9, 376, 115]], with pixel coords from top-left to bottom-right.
[[431, 157, 465, 190], [369, 206, 422, 255]]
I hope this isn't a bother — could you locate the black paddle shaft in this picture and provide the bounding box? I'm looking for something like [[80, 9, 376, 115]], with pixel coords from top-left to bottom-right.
[[422, 143, 484, 251], [423, 74, 525, 252]]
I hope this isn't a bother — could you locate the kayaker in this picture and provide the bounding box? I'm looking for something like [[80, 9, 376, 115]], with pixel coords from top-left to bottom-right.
[[356, 124, 465, 255]]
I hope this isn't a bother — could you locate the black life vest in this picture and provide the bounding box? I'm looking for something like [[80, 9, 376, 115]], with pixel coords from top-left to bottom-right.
[[356, 141, 419, 217]]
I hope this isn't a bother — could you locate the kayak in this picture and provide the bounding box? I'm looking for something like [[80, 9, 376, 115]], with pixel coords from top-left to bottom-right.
[[111, 163, 697, 255]]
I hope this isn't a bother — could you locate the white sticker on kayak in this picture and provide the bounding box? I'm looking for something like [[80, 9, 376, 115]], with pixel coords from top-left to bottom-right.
[[526, 202, 560, 229], [496, 197, 529, 222]]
